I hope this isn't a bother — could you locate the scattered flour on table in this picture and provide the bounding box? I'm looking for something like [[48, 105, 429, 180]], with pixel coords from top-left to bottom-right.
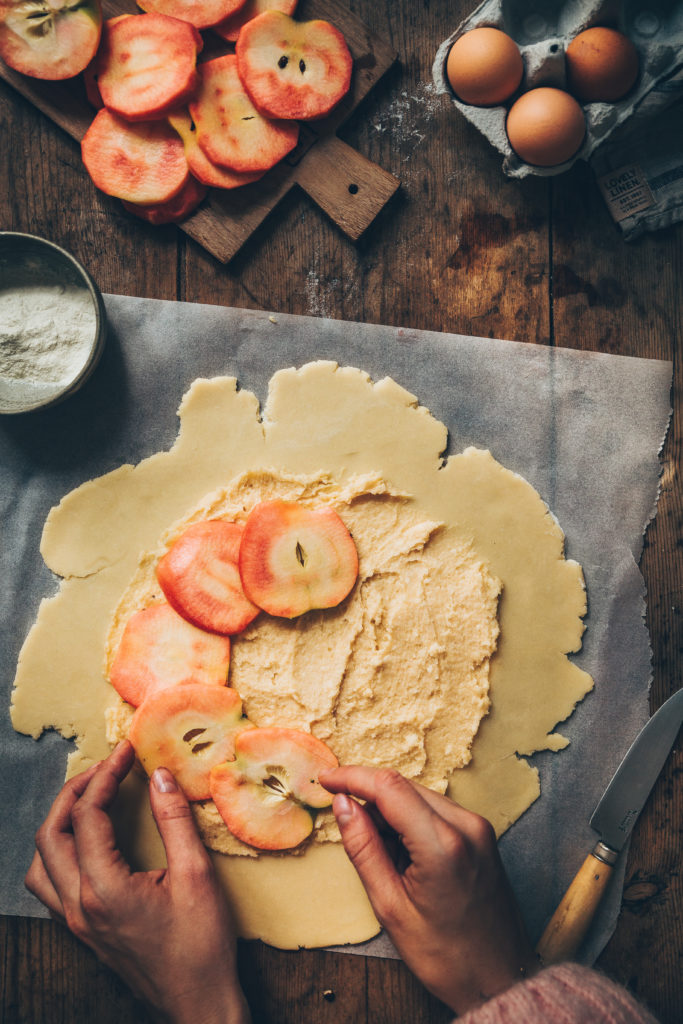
[[0, 284, 96, 385], [370, 81, 443, 162], [305, 269, 342, 318]]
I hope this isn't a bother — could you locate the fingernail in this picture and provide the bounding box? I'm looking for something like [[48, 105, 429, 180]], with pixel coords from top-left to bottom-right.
[[334, 794, 355, 826], [152, 767, 177, 793]]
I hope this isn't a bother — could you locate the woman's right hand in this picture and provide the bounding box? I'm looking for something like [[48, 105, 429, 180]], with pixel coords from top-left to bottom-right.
[[319, 765, 540, 1015]]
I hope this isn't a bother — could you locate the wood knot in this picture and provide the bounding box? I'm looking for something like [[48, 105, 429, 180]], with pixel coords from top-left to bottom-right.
[[623, 873, 666, 914], [624, 881, 658, 901]]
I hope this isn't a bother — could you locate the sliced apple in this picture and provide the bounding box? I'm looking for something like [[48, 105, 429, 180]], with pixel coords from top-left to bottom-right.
[[209, 727, 338, 849], [168, 110, 263, 189], [109, 602, 231, 706], [129, 682, 248, 800], [95, 12, 202, 122], [189, 54, 299, 173], [83, 58, 103, 109], [0, 0, 102, 81], [82, 15, 131, 109], [212, 0, 297, 44], [81, 108, 190, 204], [156, 520, 261, 634], [239, 500, 358, 617], [235, 10, 352, 121], [138, 0, 247, 31], [122, 174, 207, 225]]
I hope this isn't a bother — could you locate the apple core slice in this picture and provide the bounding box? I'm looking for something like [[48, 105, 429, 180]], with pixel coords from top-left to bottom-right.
[[81, 109, 190, 204], [0, 0, 102, 81], [209, 727, 338, 849], [129, 682, 248, 800], [235, 10, 352, 120], [157, 520, 261, 634], [109, 602, 231, 706], [189, 54, 299, 173], [239, 500, 358, 617]]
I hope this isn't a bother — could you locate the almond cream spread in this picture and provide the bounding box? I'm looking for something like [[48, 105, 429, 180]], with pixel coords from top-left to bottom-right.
[[105, 469, 501, 857]]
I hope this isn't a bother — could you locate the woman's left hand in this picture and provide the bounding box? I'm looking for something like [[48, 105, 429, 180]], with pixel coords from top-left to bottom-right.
[[25, 739, 251, 1024]]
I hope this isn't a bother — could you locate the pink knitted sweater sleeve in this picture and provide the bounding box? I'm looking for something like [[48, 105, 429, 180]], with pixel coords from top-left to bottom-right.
[[455, 963, 659, 1024]]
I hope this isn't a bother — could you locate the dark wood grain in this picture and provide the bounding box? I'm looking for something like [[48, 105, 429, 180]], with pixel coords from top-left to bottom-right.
[[2, 0, 682, 1021]]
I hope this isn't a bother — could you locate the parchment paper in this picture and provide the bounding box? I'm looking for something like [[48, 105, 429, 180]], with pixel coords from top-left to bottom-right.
[[0, 295, 672, 965]]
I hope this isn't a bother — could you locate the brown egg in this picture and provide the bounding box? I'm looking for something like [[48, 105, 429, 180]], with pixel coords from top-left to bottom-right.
[[506, 88, 586, 166], [566, 27, 639, 102], [446, 26, 523, 106]]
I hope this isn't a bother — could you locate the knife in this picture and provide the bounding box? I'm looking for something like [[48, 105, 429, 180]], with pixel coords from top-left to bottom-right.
[[536, 687, 683, 964]]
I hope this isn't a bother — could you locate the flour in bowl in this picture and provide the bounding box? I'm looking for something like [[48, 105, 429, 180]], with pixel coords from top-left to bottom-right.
[[0, 283, 97, 387]]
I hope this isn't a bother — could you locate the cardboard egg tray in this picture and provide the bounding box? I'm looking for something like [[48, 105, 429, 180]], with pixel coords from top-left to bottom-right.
[[432, 0, 683, 177]]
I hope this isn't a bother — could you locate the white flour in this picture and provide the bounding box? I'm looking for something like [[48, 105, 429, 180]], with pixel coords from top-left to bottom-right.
[[0, 284, 96, 386], [370, 82, 443, 162]]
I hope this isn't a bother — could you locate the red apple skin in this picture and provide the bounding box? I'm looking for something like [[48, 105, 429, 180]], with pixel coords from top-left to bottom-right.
[[129, 682, 249, 800], [209, 726, 338, 850], [239, 500, 358, 618], [0, 0, 102, 80], [121, 174, 207, 225], [109, 601, 231, 706]]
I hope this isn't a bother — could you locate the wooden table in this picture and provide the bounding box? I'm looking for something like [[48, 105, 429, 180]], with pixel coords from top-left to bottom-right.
[[1, 2, 681, 1021]]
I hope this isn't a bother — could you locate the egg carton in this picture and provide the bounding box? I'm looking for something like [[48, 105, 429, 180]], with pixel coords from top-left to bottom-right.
[[432, 0, 683, 177]]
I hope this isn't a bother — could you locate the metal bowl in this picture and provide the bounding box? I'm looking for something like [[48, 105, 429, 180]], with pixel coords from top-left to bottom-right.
[[0, 232, 107, 414]]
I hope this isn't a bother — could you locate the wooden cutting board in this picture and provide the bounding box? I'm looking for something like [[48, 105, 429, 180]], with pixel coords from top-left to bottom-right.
[[0, 0, 400, 262]]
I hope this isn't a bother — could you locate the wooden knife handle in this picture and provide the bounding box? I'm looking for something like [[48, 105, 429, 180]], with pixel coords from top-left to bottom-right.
[[536, 843, 617, 964]]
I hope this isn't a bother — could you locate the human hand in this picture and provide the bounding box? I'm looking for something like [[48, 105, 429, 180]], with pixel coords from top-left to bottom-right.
[[25, 740, 251, 1024], [319, 765, 540, 1015]]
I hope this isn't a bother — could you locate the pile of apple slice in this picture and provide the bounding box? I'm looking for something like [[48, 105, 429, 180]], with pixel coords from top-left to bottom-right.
[[0, 0, 353, 225], [110, 500, 358, 849]]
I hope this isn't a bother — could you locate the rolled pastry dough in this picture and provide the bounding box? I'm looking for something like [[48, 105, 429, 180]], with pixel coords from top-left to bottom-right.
[[11, 362, 592, 949]]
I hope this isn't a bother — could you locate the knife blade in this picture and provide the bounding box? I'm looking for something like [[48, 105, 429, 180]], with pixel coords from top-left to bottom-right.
[[536, 687, 683, 964]]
